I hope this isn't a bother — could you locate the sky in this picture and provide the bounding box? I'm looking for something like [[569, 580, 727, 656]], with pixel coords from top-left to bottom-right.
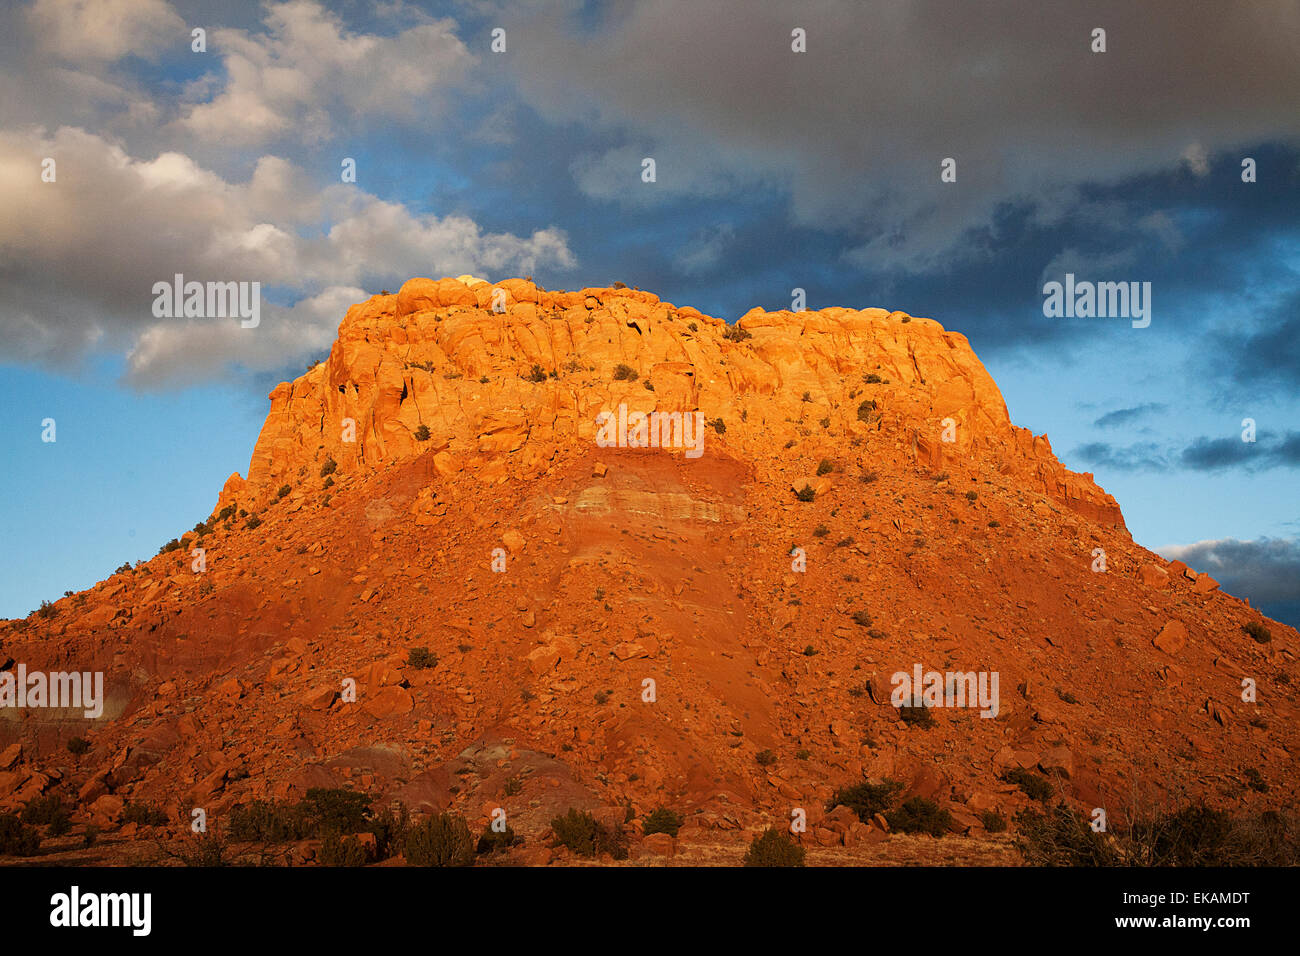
[[1, 0, 1298, 625]]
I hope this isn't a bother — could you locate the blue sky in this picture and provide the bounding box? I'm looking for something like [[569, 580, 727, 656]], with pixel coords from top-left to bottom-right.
[[1, 0, 1298, 625]]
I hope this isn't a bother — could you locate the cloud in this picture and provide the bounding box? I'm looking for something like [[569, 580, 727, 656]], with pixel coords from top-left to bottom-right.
[[1093, 403, 1166, 429], [1071, 441, 1169, 472], [1074, 429, 1300, 473], [495, 0, 1300, 269], [123, 285, 360, 388], [1180, 432, 1300, 471], [1207, 282, 1300, 394], [179, 0, 475, 144], [673, 224, 735, 276], [28, 0, 185, 61], [1181, 143, 1210, 177], [1157, 537, 1300, 607], [0, 126, 576, 384]]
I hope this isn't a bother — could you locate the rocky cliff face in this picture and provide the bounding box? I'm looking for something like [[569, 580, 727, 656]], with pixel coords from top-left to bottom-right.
[[1, 278, 1293, 865], [221, 276, 1122, 528]]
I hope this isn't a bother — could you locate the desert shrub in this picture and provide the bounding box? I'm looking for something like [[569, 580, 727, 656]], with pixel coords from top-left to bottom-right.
[[319, 457, 337, 477], [526, 364, 547, 383], [174, 831, 230, 867], [687, 321, 698, 332], [886, 797, 952, 837], [829, 780, 903, 822], [756, 749, 777, 766], [851, 610, 873, 627], [82, 825, 99, 848], [1243, 767, 1269, 793], [722, 324, 752, 342], [864, 373, 883, 384], [981, 810, 1008, 833], [708, 417, 726, 433], [613, 363, 638, 381], [859, 471, 878, 483], [368, 802, 410, 860], [243, 515, 262, 530], [642, 808, 683, 838], [965, 491, 979, 501], [550, 808, 627, 860], [157, 538, 182, 556], [318, 830, 369, 867], [217, 505, 236, 522], [114, 562, 133, 575], [299, 788, 370, 835], [795, 484, 816, 502], [67, 736, 91, 756], [276, 484, 292, 499], [21, 797, 71, 835], [1015, 804, 1119, 866], [857, 400, 876, 422], [414, 424, 431, 441], [229, 800, 306, 843], [120, 802, 169, 827], [407, 647, 438, 669], [1003, 768, 1053, 802], [1242, 621, 1271, 644], [813, 524, 829, 537], [476, 824, 518, 855], [1017, 803, 1300, 867], [816, 459, 834, 476], [1127, 805, 1239, 867], [743, 828, 804, 867], [0, 814, 40, 856], [405, 813, 476, 867]]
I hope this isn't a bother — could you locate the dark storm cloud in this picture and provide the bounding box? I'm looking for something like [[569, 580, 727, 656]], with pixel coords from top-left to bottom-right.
[[1180, 431, 1300, 471], [1158, 537, 1300, 610], [1071, 441, 1169, 472], [1076, 429, 1300, 474], [495, 0, 1300, 268]]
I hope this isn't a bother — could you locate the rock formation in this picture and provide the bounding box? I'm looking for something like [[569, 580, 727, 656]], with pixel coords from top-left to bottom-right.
[[1, 278, 1293, 864]]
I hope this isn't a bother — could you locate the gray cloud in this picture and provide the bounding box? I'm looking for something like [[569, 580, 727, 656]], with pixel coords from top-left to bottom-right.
[[1094, 403, 1167, 429], [496, 0, 1300, 270], [179, 1, 476, 145], [1180, 431, 1300, 471], [0, 126, 575, 384], [1157, 537, 1300, 608], [1071, 441, 1168, 472]]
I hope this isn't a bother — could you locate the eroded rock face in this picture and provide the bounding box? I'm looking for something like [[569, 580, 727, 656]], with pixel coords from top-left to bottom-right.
[[224, 278, 1122, 529], [4, 278, 1294, 865]]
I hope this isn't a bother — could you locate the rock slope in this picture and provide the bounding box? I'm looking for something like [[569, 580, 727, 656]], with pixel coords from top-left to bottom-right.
[[2, 277, 1294, 863]]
